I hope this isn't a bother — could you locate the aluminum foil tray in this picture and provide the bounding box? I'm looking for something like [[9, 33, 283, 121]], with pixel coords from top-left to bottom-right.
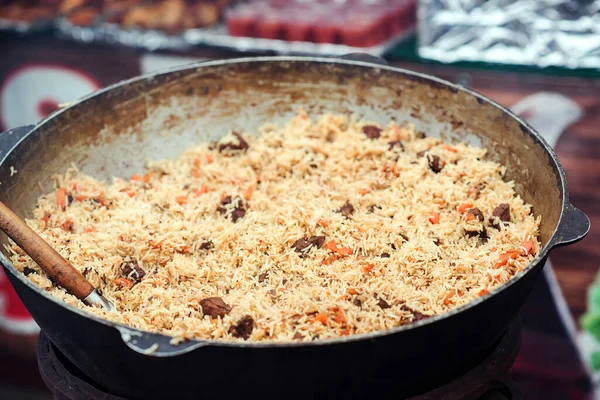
[[418, 0, 600, 69]]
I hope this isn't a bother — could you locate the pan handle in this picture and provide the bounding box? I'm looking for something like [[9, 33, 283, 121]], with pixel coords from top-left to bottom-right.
[[549, 202, 590, 248], [117, 326, 210, 357], [338, 53, 389, 66], [0, 125, 34, 160]]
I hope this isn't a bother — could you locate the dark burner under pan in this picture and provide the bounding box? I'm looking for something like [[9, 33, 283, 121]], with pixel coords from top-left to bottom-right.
[[38, 319, 522, 400]]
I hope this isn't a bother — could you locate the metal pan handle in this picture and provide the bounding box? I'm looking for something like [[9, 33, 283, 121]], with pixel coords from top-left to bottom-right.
[[550, 202, 590, 248], [117, 326, 210, 357]]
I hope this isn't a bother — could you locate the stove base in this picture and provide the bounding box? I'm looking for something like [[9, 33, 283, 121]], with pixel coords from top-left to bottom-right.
[[38, 319, 521, 400]]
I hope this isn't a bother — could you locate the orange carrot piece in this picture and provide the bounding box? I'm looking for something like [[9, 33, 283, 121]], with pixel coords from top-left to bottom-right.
[[390, 161, 399, 177], [130, 174, 141, 181], [314, 312, 328, 325], [75, 194, 86, 201], [206, 153, 214, 164], [142, 174, 151, 183], [442, 145, 458, 153], [127, 191, 136, 198], [478, 289, 489, 297], [359, 187, 371, 196], [244, 186, 254, 201], [362, 263, 375, 273], [114, 277, 134, 290], [520, 236, 534, 256], [192, 168, 201, 178], [149, 239, 165, 249], [336, 247, 353, 256], [40, 212, 51, 229], [324, 240, 338, 252], [194, 158, 201, 168], [322, 256, 338, 266], [194, 184, 209, 197], [444, 292, 455, 305], [56, 188, 67, 211], [175, 195, 188, 205], [83, 226, 96, 233], [428, 212, 440, 224], [494, 251, 519, 269], [324, 240, 353, 256], [71, 182, 78, 190], [444, 290, 463, 305], [458, 202, 473, 214], [347, 288, 360, 295], [318, 218, 331, 227], [332, 308, 347, 325]]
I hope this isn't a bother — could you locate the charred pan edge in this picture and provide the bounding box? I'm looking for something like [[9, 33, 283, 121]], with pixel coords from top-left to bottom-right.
[[0, 57, 583, 356]]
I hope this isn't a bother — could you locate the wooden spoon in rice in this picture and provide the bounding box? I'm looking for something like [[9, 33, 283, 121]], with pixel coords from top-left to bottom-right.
[[0, 200, 113, 310]]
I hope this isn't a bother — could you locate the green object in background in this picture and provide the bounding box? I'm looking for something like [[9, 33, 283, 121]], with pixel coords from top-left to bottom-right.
[[581, 313, 600, 343], [591, 352, 600, 371], [386, 36, 600, 79], [580, 271, 600, 355]]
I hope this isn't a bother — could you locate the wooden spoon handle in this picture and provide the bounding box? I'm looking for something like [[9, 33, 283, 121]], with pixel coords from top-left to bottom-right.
[[0, 200, 94, 300]]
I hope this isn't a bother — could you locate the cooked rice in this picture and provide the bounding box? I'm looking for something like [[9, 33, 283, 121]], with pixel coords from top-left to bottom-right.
[[7, 111, 541, 343]]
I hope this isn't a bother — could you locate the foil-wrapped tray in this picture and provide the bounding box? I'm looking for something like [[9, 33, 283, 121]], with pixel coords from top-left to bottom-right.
[[418, 0, 600, 69]]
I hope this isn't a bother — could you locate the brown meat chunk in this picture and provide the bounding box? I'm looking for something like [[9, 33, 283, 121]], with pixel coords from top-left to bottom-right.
[[388, 140, 404, 151], [199, 240, 214, 250], [218, 196, 247, 223], [416, 131, 427, 139], [352, 297, 362, 308], [466, 228, 489, 245], [401, 305, 429, 322], [466, 207, 485, 222], [200, 297, 232, 318], [292, 236, 325, 255], [120, 261, 146, 283], [492, 203, 511, 222], [218, 132, 249, 153], [229, 315, 254, 340], [380, 252, 391, 258], [376, 296, 391, 309], [428, 155, 445, 173], [23, 267, 35, 276], [293, 332, 304, 340], [258, 272, 269, 283], [416, 150, 426, 158], [336, 201, 355, 218], [469, 183, 485, 199], [362, 125, 381, 139], [367, 204, 381, 213]]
